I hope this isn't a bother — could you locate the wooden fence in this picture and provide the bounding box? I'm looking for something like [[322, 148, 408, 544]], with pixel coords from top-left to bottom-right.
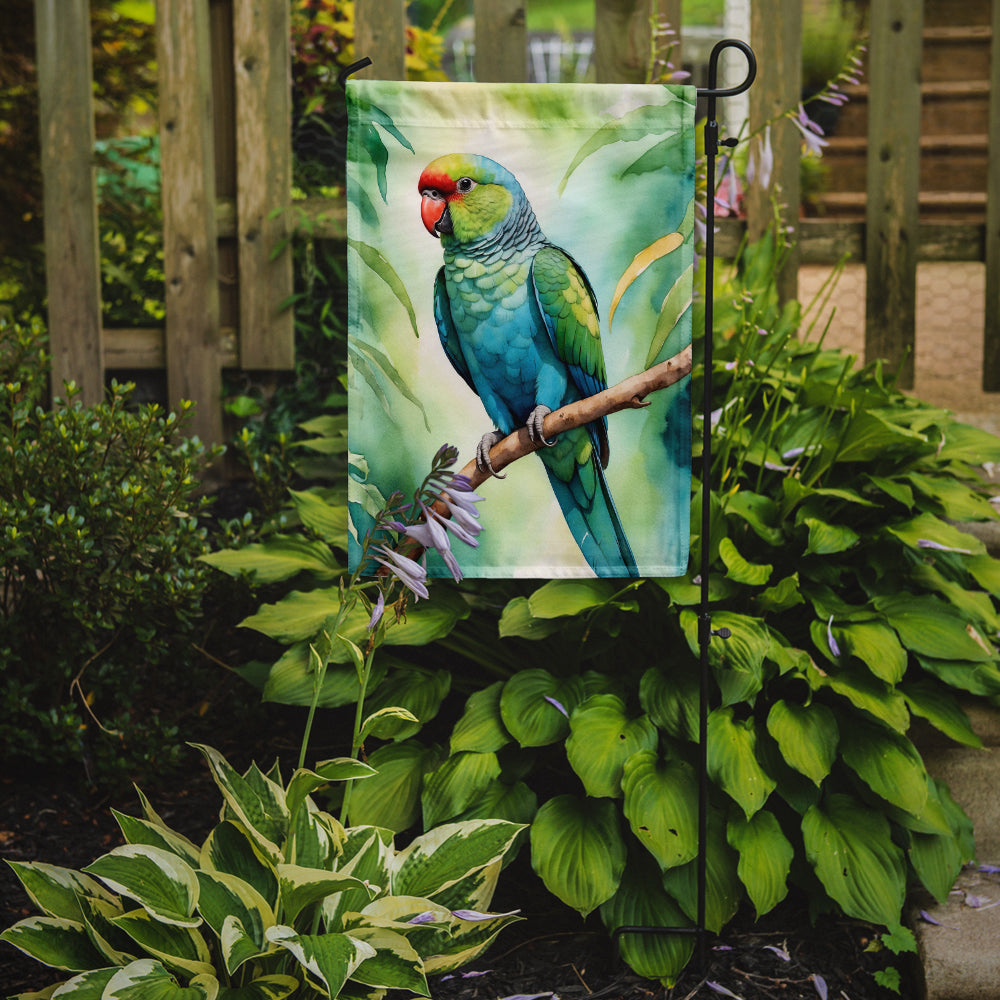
[[34, 0, 1000, 445]]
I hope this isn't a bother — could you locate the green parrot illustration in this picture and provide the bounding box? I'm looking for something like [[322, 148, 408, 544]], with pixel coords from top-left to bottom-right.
[[417, 153, 638, 577]]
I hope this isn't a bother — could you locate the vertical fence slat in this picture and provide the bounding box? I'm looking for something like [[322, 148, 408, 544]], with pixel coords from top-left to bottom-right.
[[233, 0, 294, 369], [746, 0, 801, 305], [865, 0, 923, 389], [157, 0, 222, 444], [354, 0, 406, 80], [594, 0, 653, 84], [983, 0, 1000, 390], [474, 0, 526, 82], [34, 0, 103, 405]]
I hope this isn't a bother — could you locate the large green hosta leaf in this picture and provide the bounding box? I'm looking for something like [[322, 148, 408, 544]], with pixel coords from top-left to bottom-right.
[[831, 621, 907, 683], [680, 610, 771, 706], [499, 670, 585, 747], [660, 810, 742, 934], [621, 752, 699, 871], [707, 708, 775, 818], [639, 664, 699, 742], [346, 740, 442, 832], [450, 681, 511, 754], [802, 793, 906, 926], [838, 718, 929, 817], [421, 751, 502, 828], [362, 667, 451, 741], [566, 695, 658, 798], [900, 680, 982, 748], [530, 795, 627, 917], [727, 810, 793, 918], [874, 593, 996, 663], [199, 535, 341, 584], [765, 700, 838, 786], [600, 853, 694, 987]]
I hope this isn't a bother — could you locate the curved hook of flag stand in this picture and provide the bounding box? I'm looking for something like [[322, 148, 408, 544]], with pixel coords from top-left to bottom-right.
[[340, 38, 758, 977], [612, 38, 756, 973]]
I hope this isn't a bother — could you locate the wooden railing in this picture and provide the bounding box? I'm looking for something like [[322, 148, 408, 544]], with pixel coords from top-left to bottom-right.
[[32, 0, 1000, 445]]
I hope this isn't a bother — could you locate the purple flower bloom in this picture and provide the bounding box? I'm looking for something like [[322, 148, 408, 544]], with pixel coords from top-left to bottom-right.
[[917, 538, 972, 554], [827, 615, 841, 658], [407, 911, 438, 925], [812, 974, 828, 1000], [373, 545, 429, 600], [791, 104, 829, 156], [544, 695, 569, 718], [706, 983, 742, 999], [367, 590, 385, 631], [747, 125, 774, 190], [763, 944, 790, 961], [451, 908, 520, 921]]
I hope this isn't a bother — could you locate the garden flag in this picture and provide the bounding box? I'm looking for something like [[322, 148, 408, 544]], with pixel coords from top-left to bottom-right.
[[347, 80, 696, 578]]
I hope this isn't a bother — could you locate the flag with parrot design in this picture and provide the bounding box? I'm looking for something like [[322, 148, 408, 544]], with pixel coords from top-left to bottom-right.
[[347, 80, 696, 579]]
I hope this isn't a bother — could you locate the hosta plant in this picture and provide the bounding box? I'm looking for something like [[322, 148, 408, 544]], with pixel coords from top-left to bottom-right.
[[343, 234, 1000, 984], [1, 744, 523, 999]]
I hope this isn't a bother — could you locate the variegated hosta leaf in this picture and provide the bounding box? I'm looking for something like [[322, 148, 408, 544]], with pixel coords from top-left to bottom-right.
[[110, 908, 214, 979], [706, 707, 776, 819], [195, 870, 274, 974], [499, 669, 585, 747], [323, 829, 393, 930], [424, 859, 501, 916], [77, 894, 136, 966], [565, 695, 658, 798], [200, 822, 279, 910], [621, 751, 699, 871], [214, 974, 299, 1000], [112, 811, 201, 868], [285, 760, 375, 824], [46, 966, 118, 997], [421, 751, 502, 829], [529, 795, 626, 917], [277, 864, 375, 925], [802, 793, 906, 926], [4, 862, 118, 922], [190, 745, 288, 863], [422, 907, 522, 975], [391, 820, 524, 901], [83, 846, 200, 928], [102, 958, 218, 999], [838, 718, 929, 817], [345, 926, 429, 995], [726, 810, 793, 918], [288, 802, 344, 870], [765, 700, 838, 786], [0, 916, 107, 971], [265, 925, 376, 998], [599, 853, 694, 987], [661, 811, 742, 934], [450, 681, 511, 754]]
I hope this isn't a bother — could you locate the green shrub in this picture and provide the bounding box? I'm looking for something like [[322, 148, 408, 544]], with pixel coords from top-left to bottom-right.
[[0, 317, 220, 783], [1, 743, 524, 998]]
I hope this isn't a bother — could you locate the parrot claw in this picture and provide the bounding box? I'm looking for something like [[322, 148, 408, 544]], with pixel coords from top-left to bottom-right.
[[476, 430, 506, 478], [526, 405, 557, 447]]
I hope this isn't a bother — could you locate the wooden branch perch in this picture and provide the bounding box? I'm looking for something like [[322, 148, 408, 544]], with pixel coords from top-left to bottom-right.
[[455, 343, 693, 489]]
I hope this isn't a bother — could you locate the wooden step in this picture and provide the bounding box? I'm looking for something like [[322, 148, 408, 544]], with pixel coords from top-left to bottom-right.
[[822, 134, 989, 193], [922, 25, 993, 83], [814, 190, 987, 222], [831, 80, 991, 138]]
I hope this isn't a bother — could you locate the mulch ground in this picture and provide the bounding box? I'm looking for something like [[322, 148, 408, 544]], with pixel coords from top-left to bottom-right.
[[1, 742, 913, 1000]]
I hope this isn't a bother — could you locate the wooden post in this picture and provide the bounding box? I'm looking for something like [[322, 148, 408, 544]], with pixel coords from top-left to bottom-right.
[[34, 0, 104, 405], [354, 0, 406, 80], [747, 0, 801, 305], [983, 0, 1000, 390], [864, 0, 923, 389], [233, 0, 294, 369], [157, 0, 223, 444], [474, 0, 526, 83], [594, 0, 652, 84]]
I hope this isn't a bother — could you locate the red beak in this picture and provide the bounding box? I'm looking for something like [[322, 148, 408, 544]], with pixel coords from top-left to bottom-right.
[[421, 191, 446, 237]]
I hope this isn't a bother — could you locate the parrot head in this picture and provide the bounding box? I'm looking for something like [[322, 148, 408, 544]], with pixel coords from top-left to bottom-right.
[[418, 154, 522, 244]]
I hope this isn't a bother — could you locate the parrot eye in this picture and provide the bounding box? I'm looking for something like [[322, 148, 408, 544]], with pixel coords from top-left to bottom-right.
[[456, 177, 476, 193]]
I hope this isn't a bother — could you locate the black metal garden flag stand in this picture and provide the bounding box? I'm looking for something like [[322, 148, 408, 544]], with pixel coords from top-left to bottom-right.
[[340, 35, 757, 975], [611, 38, 757, 971]]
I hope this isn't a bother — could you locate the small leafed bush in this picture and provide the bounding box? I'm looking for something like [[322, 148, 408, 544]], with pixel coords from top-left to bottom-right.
[[0, 317, 218, 782], [1, 744, 524, 998]]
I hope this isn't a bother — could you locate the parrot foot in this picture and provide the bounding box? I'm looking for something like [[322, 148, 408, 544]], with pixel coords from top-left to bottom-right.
[[476, 430, 507, 478], [526, 405, 557, 447]]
